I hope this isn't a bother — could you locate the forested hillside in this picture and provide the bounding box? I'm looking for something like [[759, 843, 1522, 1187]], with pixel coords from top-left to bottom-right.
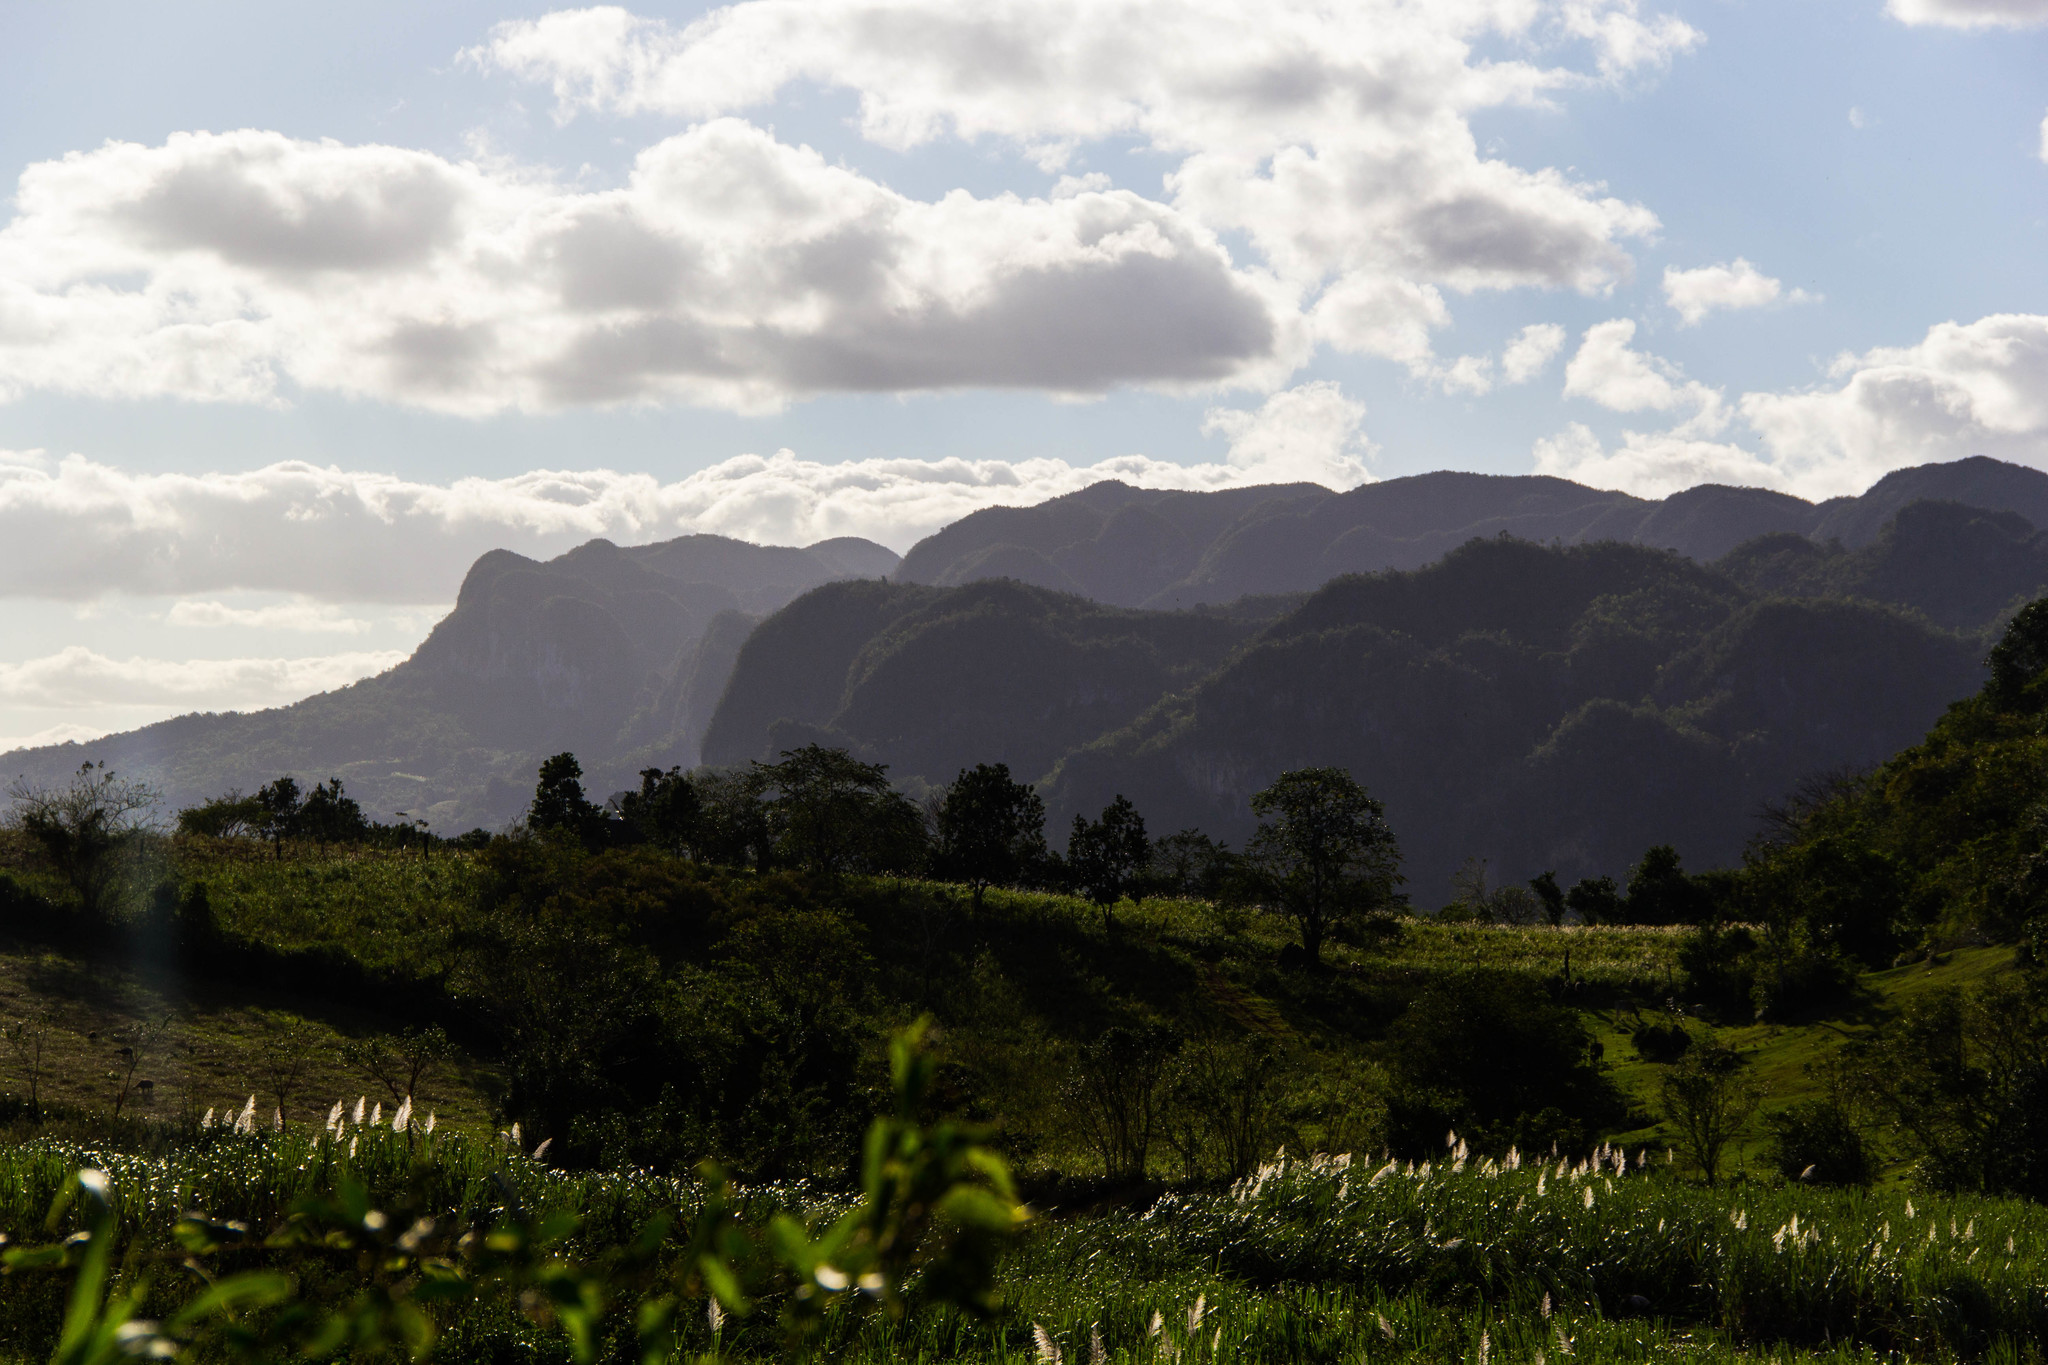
[[712, 523, 1990, 897]]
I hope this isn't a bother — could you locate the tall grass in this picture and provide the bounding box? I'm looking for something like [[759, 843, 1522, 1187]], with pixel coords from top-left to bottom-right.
[[3, 1132, 2041, 1362]]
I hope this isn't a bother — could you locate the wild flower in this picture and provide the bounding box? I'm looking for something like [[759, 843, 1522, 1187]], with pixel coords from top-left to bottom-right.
[[533, 1137, 553, 1161], [352, 1096, 365, 1126], [1582, 1186, 1594, 1209], [424, 1111, 437, 1135], [1377, 1313, 1395, 1341], [1554, 1322, 1574, 1357], [1185, 1293, 1207, 1337], [707, 1296, 725, 1335], [1147, 1311, 1163, 1340], [1478, 1327, 1490, 1365], [200, 1108, 215, 1130], [393, 1097, 412, 1133], [325, 1100, 343, 1133], [1089, 1323, 1106, 1365], [1540, 1292, 1551, 1319], [1032, 1323, 1061, 1365], [1536, 1172, 1547, 1196], [1904, 1199, 1915, 1219], [370, 1101, 383, 1128]]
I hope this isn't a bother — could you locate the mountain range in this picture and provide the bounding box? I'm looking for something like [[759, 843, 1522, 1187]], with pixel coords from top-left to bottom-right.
[[6, 455, 2048, 889]]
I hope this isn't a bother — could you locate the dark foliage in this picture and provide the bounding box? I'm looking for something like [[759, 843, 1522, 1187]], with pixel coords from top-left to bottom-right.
[[1383, 970, 1630, 1156]]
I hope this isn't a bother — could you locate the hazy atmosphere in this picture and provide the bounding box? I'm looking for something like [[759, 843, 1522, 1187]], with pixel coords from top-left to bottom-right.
[[3, 0, 2046, 748]]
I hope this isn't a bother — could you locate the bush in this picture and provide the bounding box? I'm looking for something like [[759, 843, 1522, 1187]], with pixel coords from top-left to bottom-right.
[[1766, 1099, 1874, 1187]]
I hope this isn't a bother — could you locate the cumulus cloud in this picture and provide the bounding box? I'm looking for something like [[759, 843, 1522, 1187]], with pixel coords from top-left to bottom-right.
[[1532, 422, 1781, 497], [0, 124, 1291, 413], [1562, 318, 1726, 431], [1200, 380, 1373, 486], [1662, 259, 1811, 325], [1740, 313, 2048, 497], [0, 646, 404, 710], [1886, 0, 2048, 28], [471, 1, 1681, 386], [1502, 323, 1568, 383], [1538, 312, 2048, 500], [0, 388, 1370, 601]]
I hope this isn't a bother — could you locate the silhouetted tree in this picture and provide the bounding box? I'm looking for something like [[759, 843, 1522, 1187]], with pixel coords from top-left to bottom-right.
[[255, 776, 303, 859], [1151, 828, 1228, 899], [1622, 845, 1707, 925], [529, 753, 602, 843], [6, 761, 161, 916], [297, 777, 368, 845], [1530, 870, 1566, 926], [934, 763, 1047, 912], [616, 766, 703, 856], [755, 744, 923, 877], [1068, 795, 1150, 930], [1565, 874, 1621, 925], [1246, 767, 1401, 966]]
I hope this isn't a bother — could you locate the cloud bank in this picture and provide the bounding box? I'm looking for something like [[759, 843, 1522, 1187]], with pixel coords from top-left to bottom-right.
[[0, 646, 405, 710], [1540, 312, 2048, 499], [0, 384, 1374, 603], [0, 2, 1694, 416]]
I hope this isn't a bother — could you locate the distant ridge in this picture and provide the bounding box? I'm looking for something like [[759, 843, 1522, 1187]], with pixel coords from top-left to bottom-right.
[[1, 532, 899, 830], [8, 456, 2048, 838], [893, 456, 2048, 607]]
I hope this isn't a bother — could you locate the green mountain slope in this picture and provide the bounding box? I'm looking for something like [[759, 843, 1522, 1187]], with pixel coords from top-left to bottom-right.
[[714, 529, 1986, 899]]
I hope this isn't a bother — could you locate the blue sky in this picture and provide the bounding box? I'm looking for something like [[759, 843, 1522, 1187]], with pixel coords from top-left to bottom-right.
[[1, 0, 2046, 749]]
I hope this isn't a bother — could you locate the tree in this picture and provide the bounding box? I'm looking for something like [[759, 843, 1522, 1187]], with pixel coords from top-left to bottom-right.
[[695, 767, 774, 871], [343, 1025, 453, 1109], [1987, 596, 2048, 704], [934, 764, 1047, 913], [1152, 829, 1228, 899], [108, 1016, 174, 1120], [1622, 845, 1707, 925], [755, 744, 924, 877], [296, 778, 369, 845], [1565, 875, 1622, 925], [1385, 970, 1627, 1156], [529, 753, 602, 842], [616, 767, 702, 856], [254, 776, 303, 858], [1530, 871, 1567, 927], [253, 1012, 324, 1130], [1660, 1035, 1760, 1186], [1850, 974, 2048, 1200], [176, 789, 264, 839], [1067, 795, 1149, 930], [1067, 1024, 1175, 1180], [3, 1010, 55, 1120], [1245, 767, 1401, 965], [6, 762, 161, 918]]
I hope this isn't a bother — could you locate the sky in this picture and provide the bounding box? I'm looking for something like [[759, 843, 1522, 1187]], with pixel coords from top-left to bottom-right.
[[2, 0, 2047, 751]]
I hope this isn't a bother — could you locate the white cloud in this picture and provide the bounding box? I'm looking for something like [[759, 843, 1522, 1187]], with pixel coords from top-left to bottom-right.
[[163, 599, 378, 633], [1562, 318, 1725, 431], [1886, 0, 2048, 28], [1537, 312, 2048, 500], [0, 721, 111, 754], [1533, 422, 1783, 498], [2039, 109, 2048, 163], [0, 646, 404, 710], [470, 1, 1682, 388], [1200, 380, 1373, 485], [1662, 258, 1811, 325], [0, 397, 1370, 601], [1502, 322, 1567, 383], [0, 124, 1292, 414], [1740, 312, 2048, 497]]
